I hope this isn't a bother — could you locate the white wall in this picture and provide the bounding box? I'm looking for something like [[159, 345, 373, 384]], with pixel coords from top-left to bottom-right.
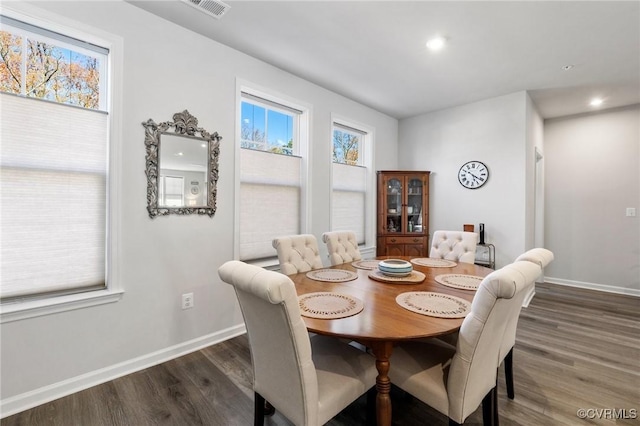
[[398, 91, 530, 268], [544, 105, 640, 294], [526, 95, 545, 250], [0, 1, 398, 414]]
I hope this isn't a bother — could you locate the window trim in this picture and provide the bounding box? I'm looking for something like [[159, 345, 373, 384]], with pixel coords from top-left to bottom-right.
[[0, 5, 123, 323], [330, 115, 375, 252], [0, 289, 124, 324], [234, 80, 311, 264]]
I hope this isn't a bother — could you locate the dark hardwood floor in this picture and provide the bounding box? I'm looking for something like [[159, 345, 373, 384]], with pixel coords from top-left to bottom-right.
[[3, 283, 638, 425]]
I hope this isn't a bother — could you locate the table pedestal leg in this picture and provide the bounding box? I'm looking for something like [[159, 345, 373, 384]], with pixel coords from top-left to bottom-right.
[[367, 341, 393, 426]]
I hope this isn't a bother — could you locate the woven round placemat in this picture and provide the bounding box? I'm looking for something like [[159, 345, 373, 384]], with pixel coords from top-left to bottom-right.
[[306, 269, 358, 283], [435, 274, 483, 291], [351, 259, 381, 270], [396, 292, 471, 318], [298, 292, 364, 319], [410, 258, 458, 268], [368, 269, 426, 284]]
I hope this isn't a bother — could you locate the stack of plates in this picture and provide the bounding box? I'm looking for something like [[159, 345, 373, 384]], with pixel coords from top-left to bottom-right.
[[378, 259, 413, 277]]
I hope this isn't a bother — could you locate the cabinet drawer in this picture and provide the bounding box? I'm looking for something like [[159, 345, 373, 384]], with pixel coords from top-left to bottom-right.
[[384, 236, 426, 245]]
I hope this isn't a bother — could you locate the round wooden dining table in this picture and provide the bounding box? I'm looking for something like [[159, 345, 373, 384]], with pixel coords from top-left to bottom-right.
[[288, 256, 494, 426]]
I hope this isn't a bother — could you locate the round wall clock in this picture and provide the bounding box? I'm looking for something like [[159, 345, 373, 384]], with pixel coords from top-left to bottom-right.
[[458, 161, 489, 189]]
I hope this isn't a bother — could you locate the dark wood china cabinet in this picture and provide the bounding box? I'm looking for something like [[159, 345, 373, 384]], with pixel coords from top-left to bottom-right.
[[376, 171, 430, 257]]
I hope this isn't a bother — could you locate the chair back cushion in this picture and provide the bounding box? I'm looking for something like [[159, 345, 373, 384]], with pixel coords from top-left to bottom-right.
[[273, 234, 324, 275], [498, 258, 550, 360], [322, 231, 362, 266], [430, 230, 479, 264], [515, 248, 554, 269], [447, 263, 531, 422], [218, 261, 319, 425]]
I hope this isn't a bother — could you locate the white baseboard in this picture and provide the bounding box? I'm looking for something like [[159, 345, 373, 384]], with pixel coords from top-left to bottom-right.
[[0, 324, 247, 419], [545, 276, 640, 297]]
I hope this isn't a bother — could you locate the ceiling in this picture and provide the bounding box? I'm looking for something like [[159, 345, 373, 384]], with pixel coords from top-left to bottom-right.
[[131, 1, 640, 120]]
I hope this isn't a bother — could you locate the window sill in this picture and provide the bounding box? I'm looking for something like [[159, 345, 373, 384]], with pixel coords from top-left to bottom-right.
[[360, 245, 377, 258], [0, 289, 124, 324], [246, 257, 281, 271], [244, 245, 376, 272]]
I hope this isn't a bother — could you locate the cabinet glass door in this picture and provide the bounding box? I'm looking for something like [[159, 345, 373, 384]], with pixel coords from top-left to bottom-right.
[[386, 178, 402, 233], [407, 177, 423, 233]]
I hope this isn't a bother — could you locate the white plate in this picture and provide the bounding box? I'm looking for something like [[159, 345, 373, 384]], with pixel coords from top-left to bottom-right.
[[378, 269, 412, 277], [379, 259, 412, 270], [379, 266, 413, 274]]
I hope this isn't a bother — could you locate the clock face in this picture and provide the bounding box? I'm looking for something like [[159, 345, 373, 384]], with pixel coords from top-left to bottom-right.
[[458, 161, 489, 189]]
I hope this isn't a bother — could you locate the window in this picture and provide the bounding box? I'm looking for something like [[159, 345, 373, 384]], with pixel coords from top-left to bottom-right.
[[0, 16, 107, 110], [0, 15, 110, 303], [160, 176, 185, 207], [240, 93, 297, 155], [333, 124, 362, 166], [237, 89, 308, 262], [331, 120, 371, 245]]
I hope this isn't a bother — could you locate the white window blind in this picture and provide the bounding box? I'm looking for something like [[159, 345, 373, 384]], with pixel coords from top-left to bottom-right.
[[160, 175, 184, 207], [332, 162, 366, 244], [0, 93, 108, 299], [239, 148, 301, 260]]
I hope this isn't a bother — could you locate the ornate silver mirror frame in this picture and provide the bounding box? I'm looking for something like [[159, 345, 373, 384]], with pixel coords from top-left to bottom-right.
[[142, 110, 221, 218]]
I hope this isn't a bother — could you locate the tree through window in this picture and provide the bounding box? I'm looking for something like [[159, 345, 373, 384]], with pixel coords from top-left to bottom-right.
[[0, 18, 105, 110], [333, 126, 361, 165]]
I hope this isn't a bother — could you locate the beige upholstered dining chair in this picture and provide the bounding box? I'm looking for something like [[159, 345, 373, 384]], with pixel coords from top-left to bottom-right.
[[388, 261, 540, 425], [218, 260, 377, 426], [498, 248, 554, 399], [272, 234, 324, 275], [515, 248, 555, 270], [430, 230, 479, 264], [321, 231, 362, 266]]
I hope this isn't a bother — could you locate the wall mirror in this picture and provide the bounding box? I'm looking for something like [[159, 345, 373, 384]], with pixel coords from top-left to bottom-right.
[[142, 110, 221, 218]]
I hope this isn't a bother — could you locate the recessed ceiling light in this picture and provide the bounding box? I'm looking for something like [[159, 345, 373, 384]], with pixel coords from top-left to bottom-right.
[[426, 36, 447, 51], [590, 98, 604, 107], [561, 64, 574, 71]]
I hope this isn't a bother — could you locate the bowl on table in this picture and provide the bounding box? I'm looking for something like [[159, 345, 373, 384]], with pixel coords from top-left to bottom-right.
[[378, 259, 413, 277]]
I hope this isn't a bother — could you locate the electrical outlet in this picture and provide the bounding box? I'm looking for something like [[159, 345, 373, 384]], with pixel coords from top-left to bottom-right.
[[626, 207, 636, 217], [182, 292, 194, 309]]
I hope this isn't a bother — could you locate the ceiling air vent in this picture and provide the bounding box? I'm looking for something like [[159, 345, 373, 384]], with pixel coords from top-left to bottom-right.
[[182, 0, 230, 20]]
